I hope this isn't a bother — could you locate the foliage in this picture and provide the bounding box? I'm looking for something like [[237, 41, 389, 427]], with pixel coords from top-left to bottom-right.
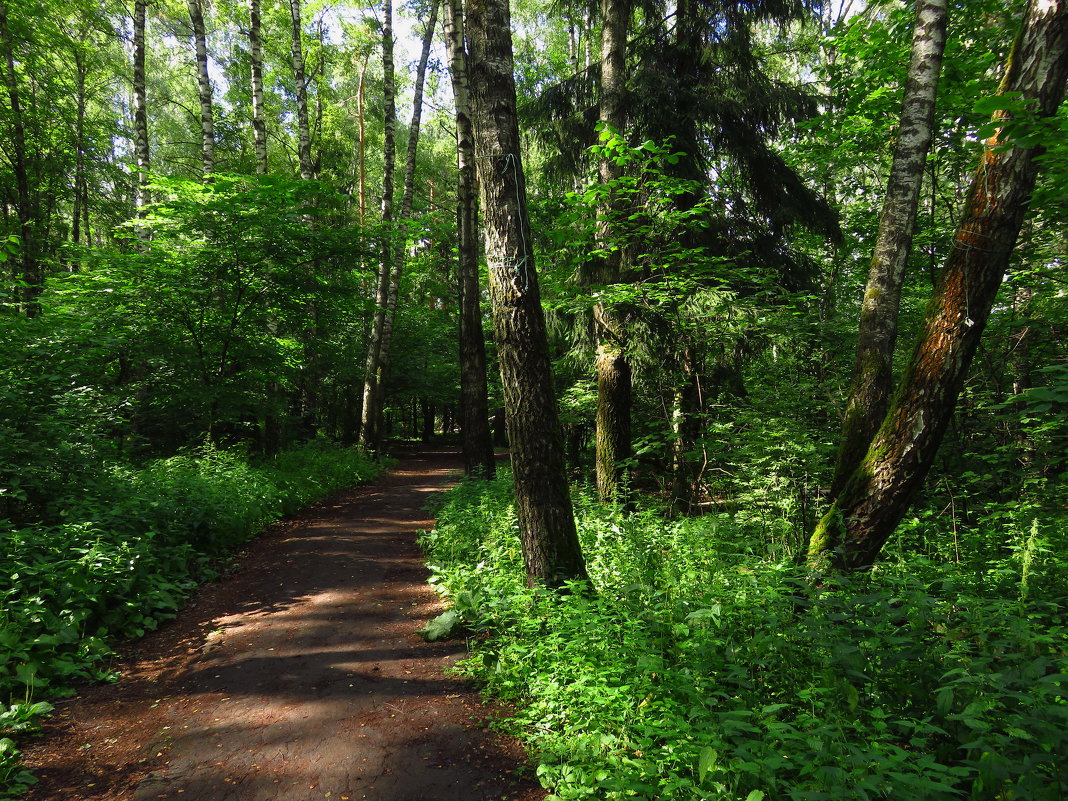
[[0, 442, 381, 797], [423, 473, 1068, 800]]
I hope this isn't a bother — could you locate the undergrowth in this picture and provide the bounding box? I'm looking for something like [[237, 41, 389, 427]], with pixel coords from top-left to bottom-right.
[[0, 441, 382, 799], [421, 472, 1068, 801]]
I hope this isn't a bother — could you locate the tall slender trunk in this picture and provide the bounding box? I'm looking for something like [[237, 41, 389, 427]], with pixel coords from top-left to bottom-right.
[[356, 52, 368, 223], [132, 0, 151, 215], [829, 0, 948, 498], [361, 0, 439, 448], [443, 0, 495, 478], [72, 46, 87, 249], [187, 0, 214, 175], [359, 0, 398, 448], [808, 0, 1068, 571], [0, 0, 40, 315], [466, 0, 588, 587], [593, 0, 632, 504], [289, 0, 313, 179], [250, 0, 267, 174]]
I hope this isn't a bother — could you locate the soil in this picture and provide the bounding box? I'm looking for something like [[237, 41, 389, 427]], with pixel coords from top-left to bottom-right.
[[21, 445, 546, 801]]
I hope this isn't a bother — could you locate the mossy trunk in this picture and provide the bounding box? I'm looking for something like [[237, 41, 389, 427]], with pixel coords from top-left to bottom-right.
[[830, 0, 947, 498], [809, 0, 1068, 571]]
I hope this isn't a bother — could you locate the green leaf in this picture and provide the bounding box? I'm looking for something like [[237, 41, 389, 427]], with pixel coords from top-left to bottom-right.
[[418, 610, 461, 642], [745, 792, 766, 801], [697, 747, 717, 782]]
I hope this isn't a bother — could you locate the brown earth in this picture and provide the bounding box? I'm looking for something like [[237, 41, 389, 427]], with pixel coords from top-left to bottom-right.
[[21, 445, 546, 801]]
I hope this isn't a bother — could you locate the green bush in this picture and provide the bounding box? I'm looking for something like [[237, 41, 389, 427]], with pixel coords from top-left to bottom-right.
[[0, 442, 381, 797], [422, 472, 1068, 801]]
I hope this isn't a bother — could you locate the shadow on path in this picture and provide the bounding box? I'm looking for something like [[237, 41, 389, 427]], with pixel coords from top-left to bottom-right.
[[24, 445, 543, 801]]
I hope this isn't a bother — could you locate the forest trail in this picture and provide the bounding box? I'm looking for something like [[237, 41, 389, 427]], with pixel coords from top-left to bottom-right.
[[23, 445, 544, 801]]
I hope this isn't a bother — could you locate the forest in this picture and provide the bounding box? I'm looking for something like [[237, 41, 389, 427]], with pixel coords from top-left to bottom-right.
[[1, 0, 1066, 796]]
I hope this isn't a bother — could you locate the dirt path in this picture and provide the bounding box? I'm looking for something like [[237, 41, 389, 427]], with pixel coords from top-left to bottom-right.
[[23, 445, 544, 801]]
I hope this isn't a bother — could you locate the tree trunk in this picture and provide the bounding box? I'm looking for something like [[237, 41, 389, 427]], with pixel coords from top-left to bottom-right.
[[0, 0, 40, 315], [289, 0, 313, 180], [356, 51, 368, 222], [466, 0, 588, 588], [592, 0, 632, 503], [829, 0, 948, 498], [360, 0, 438, 448], [443, 0, 496, 478], [250, 0, 267, 174], [359, 0, 398, 448], [72, 46, 87, 249], [187, 0, 214, 175], [132, 0, 151, 216], [808, 0, 1068, 571]]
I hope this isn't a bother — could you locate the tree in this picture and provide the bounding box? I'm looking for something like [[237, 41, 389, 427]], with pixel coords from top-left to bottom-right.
[[466, 0, 588, 586], [359, 0, 438, 448], [808, 0, 1068, 571], [187, 0, 214, 175], [829, 0, 948, 498], [0, 0, 39, 315], [359, 0, 398, 448], [443, 0, 496, 477], [249, 0, 267, 174], [289, 0, 313, 180], [592, 0, 633, 504], [132, 0, 151, 214]]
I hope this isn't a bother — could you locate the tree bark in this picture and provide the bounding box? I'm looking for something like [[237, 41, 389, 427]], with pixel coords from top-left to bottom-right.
[[466, 0, 588, 587], [289, 0, 313, 180], [359, 0, 398, 448], [443, 0, 496, 478], [371, 0, 440, 433], [187, 0, 214, 175], [250, 0, 267, 174], [72, 45, 87, 249], [829, 0, 948, 498], [808, 0, 1068, 571], [0, 0, 40, 315], [361, 0, 438, 448], [592, 0, 632, 503], [132, 0, 151, 217]]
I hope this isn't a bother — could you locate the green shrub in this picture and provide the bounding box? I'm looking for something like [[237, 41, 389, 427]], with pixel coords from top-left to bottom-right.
[[0, 442, 381, 798], [423, 472, 1068, 801]]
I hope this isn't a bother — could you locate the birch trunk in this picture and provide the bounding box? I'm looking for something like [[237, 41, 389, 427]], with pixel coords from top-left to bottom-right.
[[808, 0, 1068, 571], [72, 46, 87, 249], [443, 0, 495, 478], [359, 0, 397, 447], [361, 0, 439, 447], [132, 0, 151, 215], [466, 0, 588, 587], [289, 0, 313, 179], [250, 0, 267, 174], [829, 0, 948, 498], [187, 0, 214, 175]]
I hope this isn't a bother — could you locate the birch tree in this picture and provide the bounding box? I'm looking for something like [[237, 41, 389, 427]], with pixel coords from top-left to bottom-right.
[[360, 0, 438, 448], [808, 0, 1068, 571], [187, 0, 214, 175], [249, 0, 267, 174], [829, 0, 948, 498], [132, 0, 151, 214], [289, 0, 313, 179]]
